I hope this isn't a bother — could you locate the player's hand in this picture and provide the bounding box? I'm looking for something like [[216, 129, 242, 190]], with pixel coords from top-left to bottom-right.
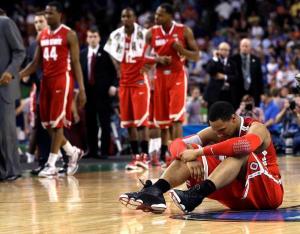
[[156, 56, 172, 65], [181, 149, 200, 162], [73, 112, 80, 124], [21, 76, 30, 83], [140, 64, 153, 73], [186, 160, 204, 182], [172, 41, 184, 53], [0, 72, 13, 85], [78, 89, 86, 109]]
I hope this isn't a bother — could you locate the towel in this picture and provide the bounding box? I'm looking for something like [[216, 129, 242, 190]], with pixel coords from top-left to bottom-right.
[[104, 23, 147, 62]]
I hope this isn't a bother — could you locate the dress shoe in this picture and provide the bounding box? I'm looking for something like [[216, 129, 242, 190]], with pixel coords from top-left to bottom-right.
[[5, 175, 21, 182]]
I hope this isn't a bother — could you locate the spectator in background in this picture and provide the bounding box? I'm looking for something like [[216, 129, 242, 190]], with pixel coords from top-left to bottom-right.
[[0, 8, 25, 181], [186, 86, 206, 124], [204, 42, 237, 110], [231, 38, 264, 108], [260, 89, 282, 151], [236, 94, 264, 122], [80, 26, 118, 158], [275, 97, 300, 155]]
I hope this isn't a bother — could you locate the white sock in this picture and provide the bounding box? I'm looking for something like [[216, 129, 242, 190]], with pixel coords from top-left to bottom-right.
[[47, 153, 59, 167], [149, 138, 155, 154], [153, 138, 161, 152], [62, 141, 74, 156]]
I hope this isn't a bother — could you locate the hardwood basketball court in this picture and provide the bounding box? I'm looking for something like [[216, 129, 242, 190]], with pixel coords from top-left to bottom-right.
[[0, 157, 299, 233]]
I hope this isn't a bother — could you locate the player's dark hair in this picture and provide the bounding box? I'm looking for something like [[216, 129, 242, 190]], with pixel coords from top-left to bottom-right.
[[208, 101, 235, 122], [159, 3, 174, 16], [47, 1, 63, 13], [122, 7, 135, 16]]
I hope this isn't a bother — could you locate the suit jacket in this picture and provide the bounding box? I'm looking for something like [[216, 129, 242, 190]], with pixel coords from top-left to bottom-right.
[[230, 53, 264, 107], [204, 57, 237, 105], [80, 46, 118, 102], [0, 16, 25, 103]]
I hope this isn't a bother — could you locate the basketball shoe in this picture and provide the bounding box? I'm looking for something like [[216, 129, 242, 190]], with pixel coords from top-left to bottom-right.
[[136, 153, 149, 170], [169, 185, 204, 213], [119, 179, 167, 214], [67, 147, 84, 175], [125, 154, 140, 170], [38, 163, 57, 178]]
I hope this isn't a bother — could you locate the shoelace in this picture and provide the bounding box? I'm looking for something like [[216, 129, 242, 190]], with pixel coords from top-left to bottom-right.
[[139, 179, 152, 189]]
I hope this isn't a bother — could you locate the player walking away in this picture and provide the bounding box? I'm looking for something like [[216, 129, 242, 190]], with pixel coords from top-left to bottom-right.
[[20, 1, 86, 177]]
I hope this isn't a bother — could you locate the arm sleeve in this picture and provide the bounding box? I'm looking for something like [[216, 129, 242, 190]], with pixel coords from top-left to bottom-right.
[[169, 135, 203, 159], [203, 133, 262, 157]]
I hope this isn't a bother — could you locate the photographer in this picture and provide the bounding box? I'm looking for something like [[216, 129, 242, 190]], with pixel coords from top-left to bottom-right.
[[275, 97, 300, 155], [236, 94, 264, 122], [204, 42, 237, 110]]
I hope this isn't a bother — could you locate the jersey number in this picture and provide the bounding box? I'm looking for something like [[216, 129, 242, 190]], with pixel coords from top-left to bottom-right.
[[125, 53, 136, 63], [43, 46, 58, 61]]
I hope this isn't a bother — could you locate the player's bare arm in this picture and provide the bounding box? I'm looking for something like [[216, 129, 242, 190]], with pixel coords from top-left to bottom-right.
[[181, 122, 269, 162], [19, 42, 42, 78], [144, 30, 171, 66], [67, 30, 86, 109], [172, 26, 199, 61]]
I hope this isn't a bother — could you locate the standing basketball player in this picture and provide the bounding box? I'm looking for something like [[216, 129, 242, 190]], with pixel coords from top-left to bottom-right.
[[146, 3, 199, 164], [20, 1, 86, 177], [104, 8, 170, 170]]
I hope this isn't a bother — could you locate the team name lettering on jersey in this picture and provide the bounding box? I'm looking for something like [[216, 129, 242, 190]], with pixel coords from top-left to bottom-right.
[[155, 39, 167, 46], [40, 38, 63, 47]]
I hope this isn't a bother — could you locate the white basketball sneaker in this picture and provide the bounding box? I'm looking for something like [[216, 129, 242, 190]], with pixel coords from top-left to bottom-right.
[[67, 147, 84, 176], [38, 163, 57, 178]]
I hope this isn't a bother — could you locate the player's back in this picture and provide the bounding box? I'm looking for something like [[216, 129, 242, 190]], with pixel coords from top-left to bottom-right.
[[39, 24, 71, 78], [241, 117, 281, 177], [150, 22, 186, 72]]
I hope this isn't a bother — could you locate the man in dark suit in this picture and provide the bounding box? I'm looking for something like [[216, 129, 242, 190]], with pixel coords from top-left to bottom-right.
[[204, 42, 237, 110], [80, 26, 118, 158], [0, 9, 25, 181], [231, 38, 264, 109]]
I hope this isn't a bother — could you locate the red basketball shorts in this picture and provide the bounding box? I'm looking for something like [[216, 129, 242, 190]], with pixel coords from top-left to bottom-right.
[[40, 72, 74, 129], [119, 80, 150, 128], [187, 153, 284, 210], [154, 69, 187, 128]]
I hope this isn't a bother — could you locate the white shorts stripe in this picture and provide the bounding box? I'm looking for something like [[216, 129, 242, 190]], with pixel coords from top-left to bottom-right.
[[242, 153, 282, 199], [51, 71, 70, 128]]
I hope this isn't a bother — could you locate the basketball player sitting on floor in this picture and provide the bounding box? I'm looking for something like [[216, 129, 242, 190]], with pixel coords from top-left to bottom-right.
[[119, 101, 284, 213]]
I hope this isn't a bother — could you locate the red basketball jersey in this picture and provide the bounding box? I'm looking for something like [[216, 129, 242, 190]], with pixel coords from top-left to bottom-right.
[[150, 22, 186, 72], [240, 117, 280, 176], [39, 24, 71, 78], [120, 36, 145, 86]]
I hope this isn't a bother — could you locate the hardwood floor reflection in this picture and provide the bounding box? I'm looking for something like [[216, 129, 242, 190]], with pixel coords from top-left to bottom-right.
[[0, 157, 299, 233]]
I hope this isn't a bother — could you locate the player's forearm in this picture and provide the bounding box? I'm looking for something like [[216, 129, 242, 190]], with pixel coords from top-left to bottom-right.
[[72, 62, 85, 90], [19, 61, 38, 78], [179, 48, 199, 61]]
